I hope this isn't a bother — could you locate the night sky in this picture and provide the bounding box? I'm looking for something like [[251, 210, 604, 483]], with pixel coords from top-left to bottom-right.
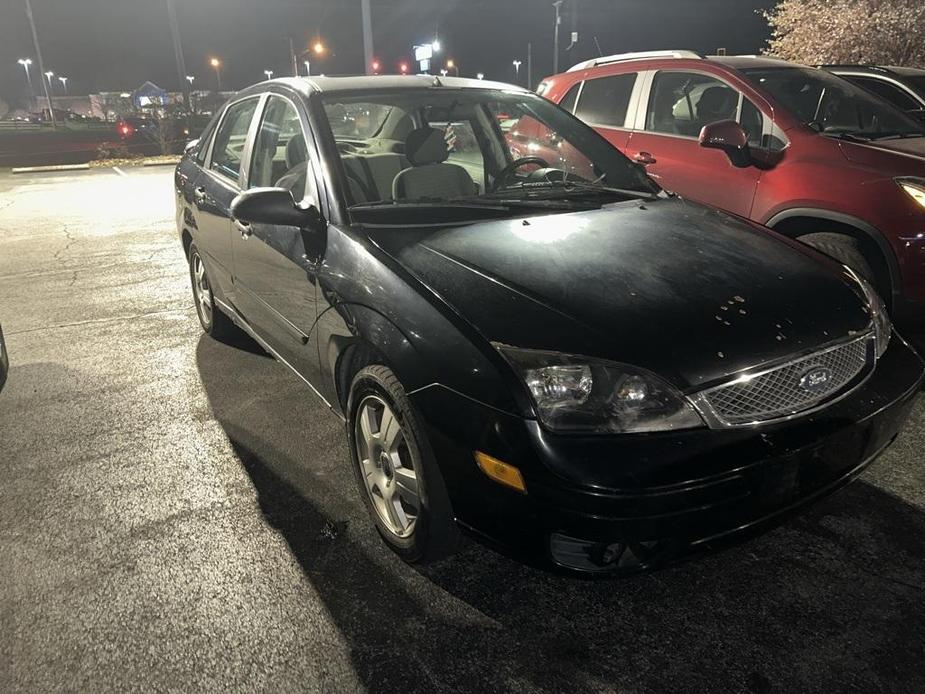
[[0, 0, 776, 106]]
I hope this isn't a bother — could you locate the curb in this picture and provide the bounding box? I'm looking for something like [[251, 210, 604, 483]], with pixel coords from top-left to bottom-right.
[[142, 159, 181, 167], [11, 163, 91, 174]]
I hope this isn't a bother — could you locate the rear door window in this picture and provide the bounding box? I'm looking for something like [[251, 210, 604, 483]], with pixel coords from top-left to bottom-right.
[[574, 73, 637, 127], [249, 95, 311, 202], [209, 97, 259, 182], [557, 82, 581, 114]]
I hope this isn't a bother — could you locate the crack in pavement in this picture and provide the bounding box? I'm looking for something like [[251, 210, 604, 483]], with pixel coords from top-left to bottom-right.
[[7, 305, 194, 336], [52, 225, 77, 261]]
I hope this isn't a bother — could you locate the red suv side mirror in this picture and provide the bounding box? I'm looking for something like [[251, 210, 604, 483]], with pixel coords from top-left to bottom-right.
[[699, 120, 751, 168]]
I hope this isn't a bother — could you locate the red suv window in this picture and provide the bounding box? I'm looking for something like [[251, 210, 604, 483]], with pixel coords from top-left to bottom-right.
[[574, 74, 637, 128]]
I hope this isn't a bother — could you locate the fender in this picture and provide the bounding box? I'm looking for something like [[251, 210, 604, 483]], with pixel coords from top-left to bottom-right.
[[317, 302, 428, 417], [764, 207, 902, 305]]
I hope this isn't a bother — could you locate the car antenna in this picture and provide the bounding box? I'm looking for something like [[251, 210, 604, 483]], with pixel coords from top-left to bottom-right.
[[432, 75, 443, 87]]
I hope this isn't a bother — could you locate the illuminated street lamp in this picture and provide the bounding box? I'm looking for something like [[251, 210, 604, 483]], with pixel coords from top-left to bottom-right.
[[399, 62, 409, 75], [445, 59, 459, 77], [209, 57, 222, 91], [44, 70, 54, 93], [431, 39, 441, 53], [476, 72, 485, 80], [512, 59, 522, 82], [58, 75, 68, 94], [371, 60, 380, 74], [186, 75, 195, 85], [304, 41, 326, 76], [439, 69, 448, 77], [17, 58, 34, 101], [264, 69, 273, 80]]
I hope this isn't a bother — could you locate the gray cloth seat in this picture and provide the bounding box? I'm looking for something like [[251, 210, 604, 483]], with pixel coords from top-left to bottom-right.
[[392, 127, 476, 201], [342, 153, 409, 203], [275, 134, 308, 200]]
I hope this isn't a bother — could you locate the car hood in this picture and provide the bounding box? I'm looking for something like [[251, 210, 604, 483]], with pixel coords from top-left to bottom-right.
[[839, 136, 925, 172], [369, 198, 872, 390]]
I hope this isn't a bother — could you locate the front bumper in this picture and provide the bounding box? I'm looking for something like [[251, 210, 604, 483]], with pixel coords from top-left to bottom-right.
[[411, 334, 924, 573]]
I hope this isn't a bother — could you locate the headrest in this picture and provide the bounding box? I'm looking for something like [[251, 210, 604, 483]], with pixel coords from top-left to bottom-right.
[[405, 127, 448, 166], [286, 134, 307, 168], [698, 86, 736, 115]]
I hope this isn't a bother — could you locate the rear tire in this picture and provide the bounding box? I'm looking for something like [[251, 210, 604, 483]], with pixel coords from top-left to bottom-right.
[[346, 364, 458, 563], [188, 242, 237, 339]]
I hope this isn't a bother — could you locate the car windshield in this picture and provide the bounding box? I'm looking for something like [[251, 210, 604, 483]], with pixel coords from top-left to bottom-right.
[[741, 67, 924, 139], [319, 88, 660, 216]]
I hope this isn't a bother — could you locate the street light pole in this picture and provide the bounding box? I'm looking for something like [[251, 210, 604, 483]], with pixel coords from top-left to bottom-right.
[[264, 69, 273, 80], [166, 0, 191, 114], [210, 58, 222, 91], [361, 0, 374, 76], [552, 0, 564, 75], [24, 0, 57, 128], [58, 76, 67, 95]]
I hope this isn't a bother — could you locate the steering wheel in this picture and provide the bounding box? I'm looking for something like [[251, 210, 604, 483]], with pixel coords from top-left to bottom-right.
[[491, 156, 550, 191]]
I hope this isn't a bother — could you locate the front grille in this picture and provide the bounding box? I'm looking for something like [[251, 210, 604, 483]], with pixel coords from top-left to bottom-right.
[[694, 334, 872, 427]]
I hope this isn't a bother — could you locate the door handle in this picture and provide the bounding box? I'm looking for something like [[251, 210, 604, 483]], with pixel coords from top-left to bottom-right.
[[193, 186, 207, 204], [633, 152, 657, 165], [234, 219, 252, 238]]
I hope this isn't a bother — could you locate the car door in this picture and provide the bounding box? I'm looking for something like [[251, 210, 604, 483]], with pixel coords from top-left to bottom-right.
[[625, 70, 762, 218], [194, 97, 261, 300], [231, 92, 323, 384]]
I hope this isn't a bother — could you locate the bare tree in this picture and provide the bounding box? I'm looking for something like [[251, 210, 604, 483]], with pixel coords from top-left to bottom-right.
[[764, 0, 925, 66]]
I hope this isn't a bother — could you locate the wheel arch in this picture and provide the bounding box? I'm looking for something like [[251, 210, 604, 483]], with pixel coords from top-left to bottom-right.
[[765, 208, 901, 307], [326, 304, 431, 418]]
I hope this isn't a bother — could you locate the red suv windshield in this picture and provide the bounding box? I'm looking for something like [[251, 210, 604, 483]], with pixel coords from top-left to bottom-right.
[[741, 66, 924, 140]]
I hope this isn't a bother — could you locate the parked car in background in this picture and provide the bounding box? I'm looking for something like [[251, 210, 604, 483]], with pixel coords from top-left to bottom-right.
[[0, 324, 8, 393], [175, 75, 923, 573], [824, 65, 925, 120], [538, 51, 925, 324]]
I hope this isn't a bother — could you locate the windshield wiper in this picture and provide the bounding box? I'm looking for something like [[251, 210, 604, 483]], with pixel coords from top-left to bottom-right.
[[819, 131, 872, 143], [350, 197, 588, 212], [489, 180, 661, 201], [869, 132, 925, 140]]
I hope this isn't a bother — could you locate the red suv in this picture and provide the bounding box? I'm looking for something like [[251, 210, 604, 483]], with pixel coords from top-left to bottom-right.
[[537, 51, 925, 323]]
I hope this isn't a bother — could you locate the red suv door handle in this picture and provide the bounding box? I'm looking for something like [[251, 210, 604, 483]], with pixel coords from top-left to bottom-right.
[[634, 152, 657, 165]]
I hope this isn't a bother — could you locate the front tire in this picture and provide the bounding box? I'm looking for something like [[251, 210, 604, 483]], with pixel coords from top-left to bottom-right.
[[188, 243, 236, 339], [347, 365, 457, 563], [798, 233, 876, 284]]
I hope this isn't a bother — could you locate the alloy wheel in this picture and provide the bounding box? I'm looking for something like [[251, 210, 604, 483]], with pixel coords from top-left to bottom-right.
[[191, 252, 213, 327], [354, 394, 420, 538]]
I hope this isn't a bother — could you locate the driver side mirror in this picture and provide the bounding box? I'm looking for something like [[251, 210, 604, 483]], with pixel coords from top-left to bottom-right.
[[184, 138, 199, 154], [231, 187, 324, 231], [699, 120, 751, 168]]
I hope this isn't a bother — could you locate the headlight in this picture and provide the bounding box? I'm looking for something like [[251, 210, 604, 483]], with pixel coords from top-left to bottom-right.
[[847, 269, 892, 359], [896, 177, 925, 209], [496, 346, 704, 434]]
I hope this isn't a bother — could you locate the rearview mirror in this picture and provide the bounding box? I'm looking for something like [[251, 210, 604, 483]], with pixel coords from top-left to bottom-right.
[[231, 187, 323, 229], [699, 120, 751, 168]]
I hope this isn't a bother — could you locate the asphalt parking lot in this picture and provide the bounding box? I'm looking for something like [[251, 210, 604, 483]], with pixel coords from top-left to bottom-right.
[[1, 166, 924, 693]]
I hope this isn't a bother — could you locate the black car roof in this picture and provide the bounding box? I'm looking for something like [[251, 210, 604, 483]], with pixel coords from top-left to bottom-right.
[[823, 65, 925, 77]]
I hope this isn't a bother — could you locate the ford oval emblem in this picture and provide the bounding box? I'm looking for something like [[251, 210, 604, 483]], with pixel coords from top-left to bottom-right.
[[799, 367, 832, 392]]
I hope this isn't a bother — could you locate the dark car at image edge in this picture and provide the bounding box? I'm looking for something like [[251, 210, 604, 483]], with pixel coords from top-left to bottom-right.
[[175, 75, 924, 574]]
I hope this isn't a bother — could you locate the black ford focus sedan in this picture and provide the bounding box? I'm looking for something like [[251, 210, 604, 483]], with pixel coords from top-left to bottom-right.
[[175, 75, 923, 573]]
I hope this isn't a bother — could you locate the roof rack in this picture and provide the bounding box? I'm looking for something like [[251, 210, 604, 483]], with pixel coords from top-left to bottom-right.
[[567, 50, 702, 72]]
